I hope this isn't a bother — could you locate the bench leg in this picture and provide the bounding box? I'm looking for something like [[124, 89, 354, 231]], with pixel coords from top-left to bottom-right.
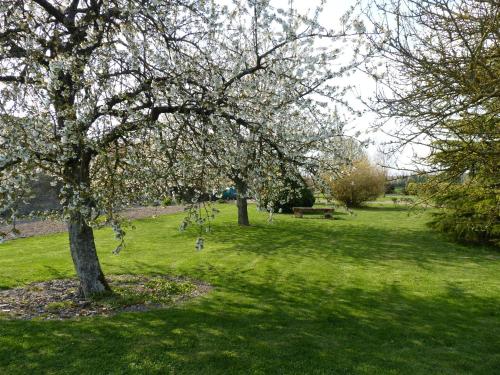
[[294, 212, 303, 218], [324, 213, 332, 219]]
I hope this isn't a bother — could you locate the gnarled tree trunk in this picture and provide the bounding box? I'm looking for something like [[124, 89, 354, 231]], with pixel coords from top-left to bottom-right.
[[65, 152, 110, 299], [68, 211, 110, 298], [235, 180, 250, 226]]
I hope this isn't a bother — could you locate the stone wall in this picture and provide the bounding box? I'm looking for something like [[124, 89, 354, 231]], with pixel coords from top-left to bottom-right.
[[16, 174, 62, 216]]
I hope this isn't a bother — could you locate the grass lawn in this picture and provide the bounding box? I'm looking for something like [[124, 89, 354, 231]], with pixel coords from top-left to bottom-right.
[[0, 204, 499, 374]]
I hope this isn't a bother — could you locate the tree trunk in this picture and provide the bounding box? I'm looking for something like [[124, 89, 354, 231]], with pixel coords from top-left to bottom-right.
[[68, 211, 110, 298], [235, 181, 250, 226], [65, 152, 110, 299]]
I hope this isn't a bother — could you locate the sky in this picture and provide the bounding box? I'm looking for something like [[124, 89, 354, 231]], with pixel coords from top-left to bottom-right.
[[214, 0, 426, 171], [268, 0, 428, 172]]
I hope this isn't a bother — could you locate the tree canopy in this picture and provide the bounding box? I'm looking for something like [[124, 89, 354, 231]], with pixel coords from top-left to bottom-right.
[[0, 0, 365, 296]]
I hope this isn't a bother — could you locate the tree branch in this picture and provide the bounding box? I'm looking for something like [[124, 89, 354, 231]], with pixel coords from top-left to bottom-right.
[[32, 0, 69, 28]]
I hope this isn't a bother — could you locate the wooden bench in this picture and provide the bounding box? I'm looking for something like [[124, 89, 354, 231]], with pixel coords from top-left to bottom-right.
[[293, 207, 334, 219]]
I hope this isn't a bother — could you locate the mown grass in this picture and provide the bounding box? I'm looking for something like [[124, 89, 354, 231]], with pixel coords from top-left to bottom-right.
[[0, 204, 499, 374]]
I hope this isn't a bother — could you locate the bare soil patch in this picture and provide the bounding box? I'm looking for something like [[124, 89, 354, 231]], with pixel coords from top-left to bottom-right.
[[0, 205, 184, 240], [0, 274, 211, 320]]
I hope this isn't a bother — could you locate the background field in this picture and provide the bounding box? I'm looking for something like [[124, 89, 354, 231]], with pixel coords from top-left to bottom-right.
[[1, 203, 499, 374]]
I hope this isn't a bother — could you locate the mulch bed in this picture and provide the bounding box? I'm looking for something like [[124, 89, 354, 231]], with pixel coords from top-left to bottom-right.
[[0, 275, 211, 320], [0, 206, 185, 240]]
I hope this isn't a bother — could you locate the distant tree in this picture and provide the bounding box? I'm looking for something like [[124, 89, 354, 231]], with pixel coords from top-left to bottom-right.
[[258, 175, 316, 214], [384, 181, 396, 195], [325, 158, 386, 207]]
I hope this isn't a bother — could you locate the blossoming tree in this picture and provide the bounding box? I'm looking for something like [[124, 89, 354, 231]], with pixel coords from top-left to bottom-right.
[[0, 0, 364, 297]]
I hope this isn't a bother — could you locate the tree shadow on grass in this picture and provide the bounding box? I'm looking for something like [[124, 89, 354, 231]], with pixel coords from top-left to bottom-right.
[[43, 265, 70, 280], [357, 205, 423, 213], [0, 272, 498, 374], [204, 216, 496, 271], [1, 206, 498, 374], [291, 216, 347, 221]]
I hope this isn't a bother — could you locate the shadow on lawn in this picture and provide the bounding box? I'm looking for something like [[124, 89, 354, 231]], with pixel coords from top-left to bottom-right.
[[203, 215, 495, 270], [357, 205, 419, 212], [0, 274, 498, 374], [1, 206, 499, 374]]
